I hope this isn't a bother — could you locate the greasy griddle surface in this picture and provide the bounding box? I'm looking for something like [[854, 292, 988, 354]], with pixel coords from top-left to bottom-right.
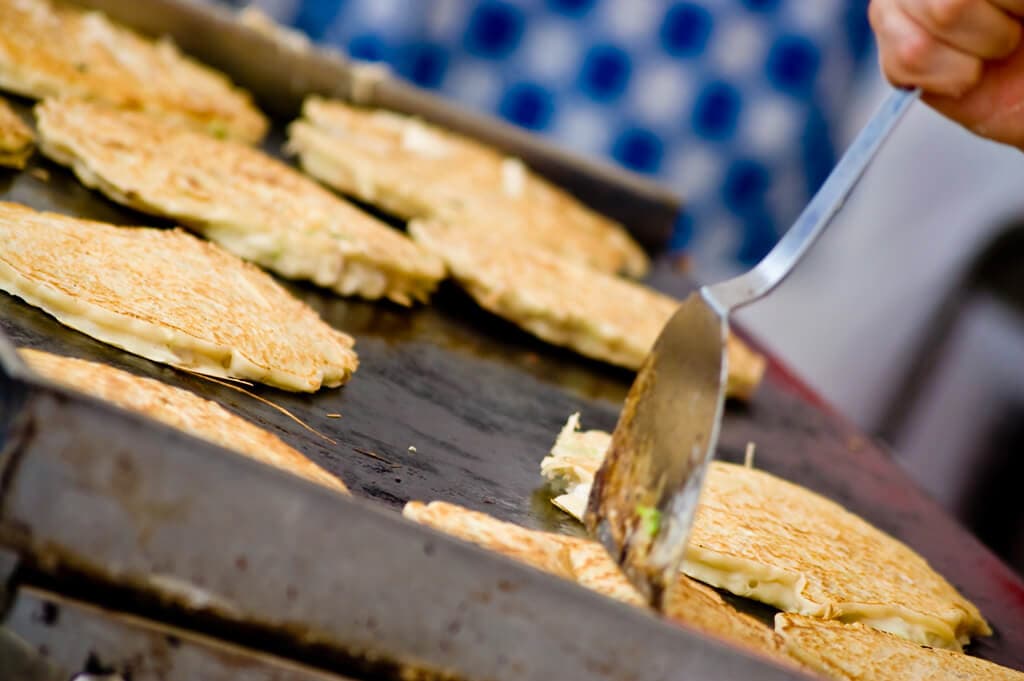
[[1, 96, 1023, 670]]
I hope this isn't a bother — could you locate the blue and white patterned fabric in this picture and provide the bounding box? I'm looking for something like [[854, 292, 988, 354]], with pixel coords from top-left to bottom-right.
[[245, 0, 874, 270]]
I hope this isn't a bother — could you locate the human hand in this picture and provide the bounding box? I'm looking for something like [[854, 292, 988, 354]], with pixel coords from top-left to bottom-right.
[[869, 0, 1024, 147]]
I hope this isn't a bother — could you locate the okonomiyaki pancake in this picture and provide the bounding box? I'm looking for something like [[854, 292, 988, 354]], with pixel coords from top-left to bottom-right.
[[287, 97, 649, 277], [0, 202, 358, 391], [686, 462, 988, 650], [0, 95, 33, 168], [409, 219, 764, 399], [565, 538, 793, 666], [36, 97, 445, 306], [775, 614, 1023, 680], [539, 414, 990, 651], [0, 0, 267, 143], [20, 349, 348, 494], [403, 500, 795, 666], [403, 500, 575, 580]]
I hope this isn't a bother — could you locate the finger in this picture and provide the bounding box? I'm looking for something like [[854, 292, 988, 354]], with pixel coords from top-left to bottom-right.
[[991, 0, 1024, 17], [872, 2, 984, 96], [897, 0, 1021, 59], [923, 44, 1024, 147]]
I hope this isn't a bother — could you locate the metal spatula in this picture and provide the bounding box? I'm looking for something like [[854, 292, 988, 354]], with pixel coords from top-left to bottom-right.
[[584, 87, 920, 609]]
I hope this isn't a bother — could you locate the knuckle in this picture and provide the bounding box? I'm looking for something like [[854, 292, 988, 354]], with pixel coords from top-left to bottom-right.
[[893, 28, 936, 70], [926, 0, 970, 31], [878, 48, 916, 86]]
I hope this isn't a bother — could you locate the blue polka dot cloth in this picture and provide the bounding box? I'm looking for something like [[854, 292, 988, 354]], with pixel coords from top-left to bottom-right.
[[247, 0, 874, 269]]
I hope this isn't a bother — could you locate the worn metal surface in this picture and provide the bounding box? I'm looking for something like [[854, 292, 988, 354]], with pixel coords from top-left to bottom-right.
[[0, 548, 63, 681], [0, 375, 812, 681], [66, 0, 680, 252], [2, 586, 349, 681], [0, 4, 1019, 676]]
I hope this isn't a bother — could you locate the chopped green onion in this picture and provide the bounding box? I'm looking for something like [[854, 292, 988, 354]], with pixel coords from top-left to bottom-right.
[[636, 505, 661, 538]]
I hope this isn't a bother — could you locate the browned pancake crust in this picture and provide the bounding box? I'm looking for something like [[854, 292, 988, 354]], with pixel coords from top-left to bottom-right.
[[541, 416, 989, 650], [0, 96, 32, 168], [36, 98, 445, 305], [0, 0, 267, 142], [564, 537, 794, 665], [20, 349, 348, 493], [776, 614, 1024, 680], [287, 97, 649, 277], [0, 202, 357, 391], [410, 219, 764, 398], [403, 501, 575, 580], [403, 500, 796, 668], [687, 463, 990, 649]]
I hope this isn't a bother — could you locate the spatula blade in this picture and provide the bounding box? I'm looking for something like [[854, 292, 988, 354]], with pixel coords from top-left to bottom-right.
[[584, 290, 728, 608]]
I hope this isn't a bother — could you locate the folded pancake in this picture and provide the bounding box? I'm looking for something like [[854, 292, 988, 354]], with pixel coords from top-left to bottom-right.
[[35, 98, 445, 306], [287, 97, 649, 278], [540, 414, 989, 651], [20, 349, 348, 494], [0, 0, 266, 143], [0, 96, 33, 168], [775, 614, 1024, 680], [403, 500, 793, 666], [409, 219, 764, 399], [0, 202, 357, 391]]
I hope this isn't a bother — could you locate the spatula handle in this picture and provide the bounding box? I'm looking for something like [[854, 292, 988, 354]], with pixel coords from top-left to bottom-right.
[[704, 87, 920, 314]]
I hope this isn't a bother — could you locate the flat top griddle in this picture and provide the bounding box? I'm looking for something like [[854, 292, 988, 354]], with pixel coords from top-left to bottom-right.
[[0, 78, 1022, 676]]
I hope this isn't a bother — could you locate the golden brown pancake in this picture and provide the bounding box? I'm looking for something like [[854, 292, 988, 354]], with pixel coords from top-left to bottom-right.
[[403, 500, 575, 580], [540, 414, 989, 651], [409, 219, 764, 399], [564, 537, 794, 665], [403, 500, 795, 667], [0, 96, 32, 168], [20, 349, 348, 494], [0, 202, 358, 391], [687, 462, 988, 650], [287, 97, 649, 278], [776, 614, 1024, 680], [35, 97, 445, 306], [0, 0, 266, 143]]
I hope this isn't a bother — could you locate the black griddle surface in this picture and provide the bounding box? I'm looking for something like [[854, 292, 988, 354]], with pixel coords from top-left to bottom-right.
[[2, 96, 1024, 670]]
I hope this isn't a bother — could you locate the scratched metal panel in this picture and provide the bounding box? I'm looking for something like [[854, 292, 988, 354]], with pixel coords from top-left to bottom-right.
[[1, 586, 350, 681]]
